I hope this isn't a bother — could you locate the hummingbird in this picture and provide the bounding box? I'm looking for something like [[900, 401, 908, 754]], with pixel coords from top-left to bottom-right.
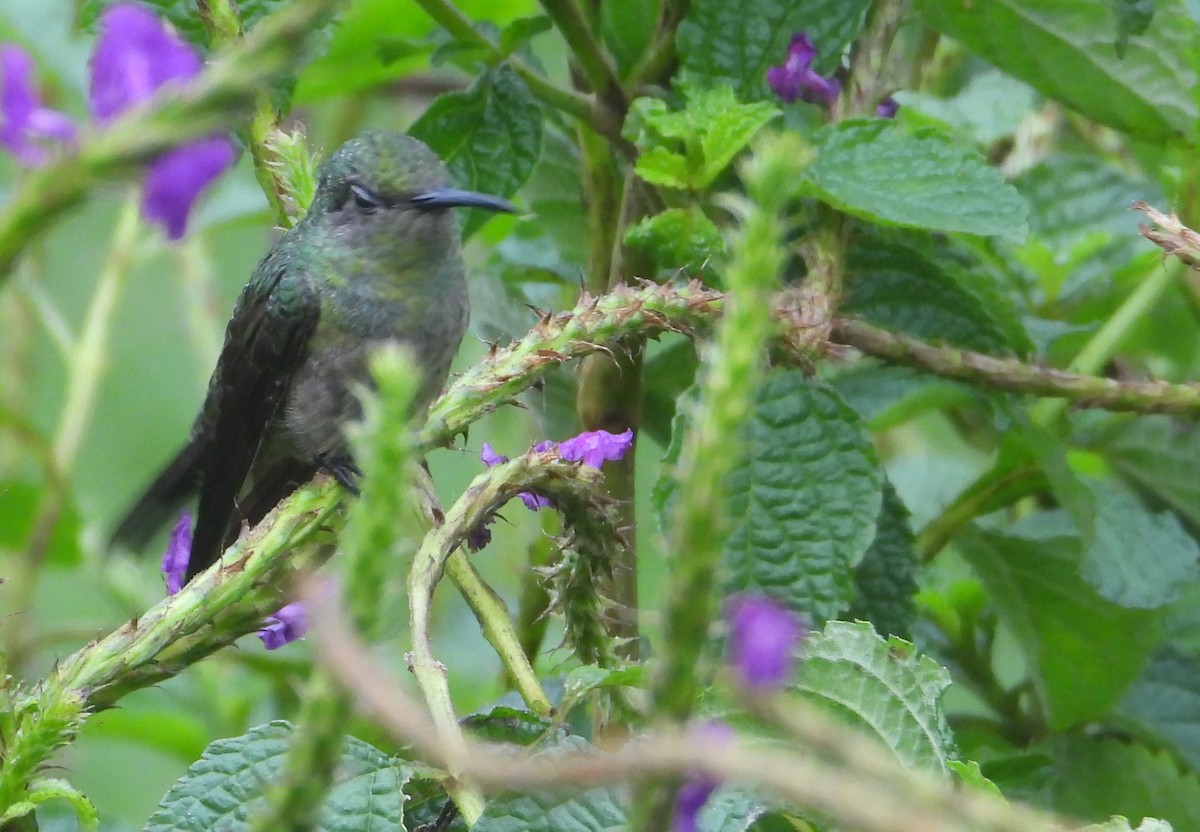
[[111, 129, 515, 582]]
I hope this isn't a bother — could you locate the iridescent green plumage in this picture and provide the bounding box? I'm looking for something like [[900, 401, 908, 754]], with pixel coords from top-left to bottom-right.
[[112, 130, 513, 579]]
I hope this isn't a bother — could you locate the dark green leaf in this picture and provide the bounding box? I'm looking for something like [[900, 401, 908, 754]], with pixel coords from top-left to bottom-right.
[[1117, 647, 1200, 772], [806, 120, 1028, 241], [498, 15, 552, 55], [677, 0, 871, 100], [896, 70, 1037, 147], [600, 0, 660, 77], [916, 0, 1198, 142], [959, 526, 1160, 728], [844, 240, 1017, 354], [1114, 0, 1158, 56], [625, 207, 724, 273], [462, 707, 554, 746], [1015, 156, 1164, 254], [848, 481, 919, 639], [723, 371, 883, 622], [472, 739, 626, 831], [144, 721, 409, 830], [410, 64, 543, 236], [794, 621, 956, 775], [1047, 735, 1200, 830], [560, 665, 645, 717], [828, 364, 975, 430]]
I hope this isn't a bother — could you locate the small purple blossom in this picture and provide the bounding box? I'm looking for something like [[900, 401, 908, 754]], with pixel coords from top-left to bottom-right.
[[88, 3, 202, 123], [672, 721, 733, 832], [766, 33, 840, 107], [162, 511, 192, 595], [258, 602, 308, 650], [481, 442, 551, 511], [142, 135, 236, 239], [0, 45, 77, 166], [725, 594, 807, 690], [876, 96, 899, 119], [557, 428, 635, 468]]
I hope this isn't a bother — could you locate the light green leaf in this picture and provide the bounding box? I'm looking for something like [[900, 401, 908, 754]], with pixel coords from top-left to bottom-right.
[[805, 120, 1029, 240], [560, 665, 645, 717], [723, 371, 883, 622], [498, 15, 552, 55], [848, 481, 919, 639], [144, 721, 408, 831], [678, 0, 871, 100], [1049, 735, 1200, 830], [960, 526, 1161, 728], [1117, 647, 1200, 772], [1082, 479, 1200, 609], [410, 64, 543, 236], [625, 207, 725, 273], [794, 621, 956, 775], [634, 146, 693, 190], [916, 0, 1198, 141]]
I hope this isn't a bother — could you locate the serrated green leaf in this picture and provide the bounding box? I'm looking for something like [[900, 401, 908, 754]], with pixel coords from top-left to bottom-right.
[[794, 621, 956, 775], [697, 98, 779, 185], [1048, 735, 1200, 830], [144, 721, 409, 830], [625, 207, 724, 273], [634, 146, 693, 189], [410, 64, 542, 236], [848, 481, 919, 639], [677, 0, 871, 100], [723, 371, 883, 622], [1015, 156, 1165, 254], [462, 707, 555, 746], [959, 527, 1160, 728], [1117, 647, 1200, 772], [471, 739, 626, 831], [805, 120, 1028, 241], [1082, 479, 1200, 609], [844, 240, 1017, 354], [916, 0, 1198, 142]]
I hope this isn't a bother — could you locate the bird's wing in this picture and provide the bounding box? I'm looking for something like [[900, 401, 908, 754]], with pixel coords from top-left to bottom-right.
[[186, 261, 321, 578]]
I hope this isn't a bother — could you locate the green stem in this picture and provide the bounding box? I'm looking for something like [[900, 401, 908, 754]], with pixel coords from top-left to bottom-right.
[[1031, 260, 1179, 425], [4, 194, 142, 671], [537, 0, 627, 110]]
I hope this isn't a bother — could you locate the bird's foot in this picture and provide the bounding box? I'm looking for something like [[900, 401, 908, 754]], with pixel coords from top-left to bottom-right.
[[321, 455, 363, 495]]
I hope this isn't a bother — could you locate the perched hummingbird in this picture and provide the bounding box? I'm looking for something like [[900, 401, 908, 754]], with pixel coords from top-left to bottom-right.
[[111, 130, 514, 582]]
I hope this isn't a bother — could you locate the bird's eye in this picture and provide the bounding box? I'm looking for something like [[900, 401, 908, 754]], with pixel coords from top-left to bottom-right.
[[349, 184, 381, 213]]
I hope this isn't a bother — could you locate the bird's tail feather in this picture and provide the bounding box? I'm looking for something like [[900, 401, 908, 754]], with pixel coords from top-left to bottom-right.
[[109, 441, 205, 552]]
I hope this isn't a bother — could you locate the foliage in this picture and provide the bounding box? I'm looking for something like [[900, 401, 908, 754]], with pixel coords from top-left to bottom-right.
[[1, 0, 1199, 831]]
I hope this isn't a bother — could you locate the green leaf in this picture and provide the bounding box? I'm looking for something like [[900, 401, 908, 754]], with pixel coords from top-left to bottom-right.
[[471, 739, 626, 831], [843, 240, 1017, 354], [600, 0, 659, 76], [144, 721, 409, 830], [948, 760, 1003, 796], [625, 207, 725, 273], [723, 371, 883, 622], [848, 481, 919, 639], [959, 526, 1161, 728], [696, 786, 776, 832], [634, 146, 693, 189], [1015, 156, 1165, 254], [498, 15, 552, 56], [630, 88, 779, 190], [794, 621, 956, 775], [410, 63, 543, 236], [463, 707, 555, 746], [678, 0, 871, 100], [1048, 735, 1200, 830], [805, 120, 1029, 241], [79, 0, 288, 44], [641, 337, 699, 446], [896, 70, 1037, 147], [560, 665, 645, 717], [1114, 0, 1158, 57], [1081, 479, 1200, 610], [915, 0, 1199, 142], [1117, 647, 1200, 772]]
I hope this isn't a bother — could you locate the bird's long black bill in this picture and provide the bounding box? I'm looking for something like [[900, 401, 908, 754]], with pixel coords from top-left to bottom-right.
[[410, 187, 516, 213]]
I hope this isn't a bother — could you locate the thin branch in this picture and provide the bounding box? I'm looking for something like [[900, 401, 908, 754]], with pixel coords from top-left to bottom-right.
[[833, 316, 1200, 416], [537, 0, 627, 111], [1135, 199, 1200, 268]]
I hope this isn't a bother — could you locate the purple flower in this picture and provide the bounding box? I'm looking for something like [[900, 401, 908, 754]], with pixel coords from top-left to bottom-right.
[[480, 442, 507, 467], [766, 33, 840, 107], [481, 442, 552, 511], [672, 721, 733, 832], [557, 428, 634, 468], [725, 594, 807, 690], [876, 96, 899, 119], [465, 523, 493, 552], [162, 511, 192, 595], [142, 135, 235, 239], [0, 45, 77, 166], [258, 602, 308, 650], [88, 3, 202, 123]]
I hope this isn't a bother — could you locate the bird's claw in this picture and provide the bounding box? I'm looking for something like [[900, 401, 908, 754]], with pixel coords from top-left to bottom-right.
[[321, 455, 363, 495]]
